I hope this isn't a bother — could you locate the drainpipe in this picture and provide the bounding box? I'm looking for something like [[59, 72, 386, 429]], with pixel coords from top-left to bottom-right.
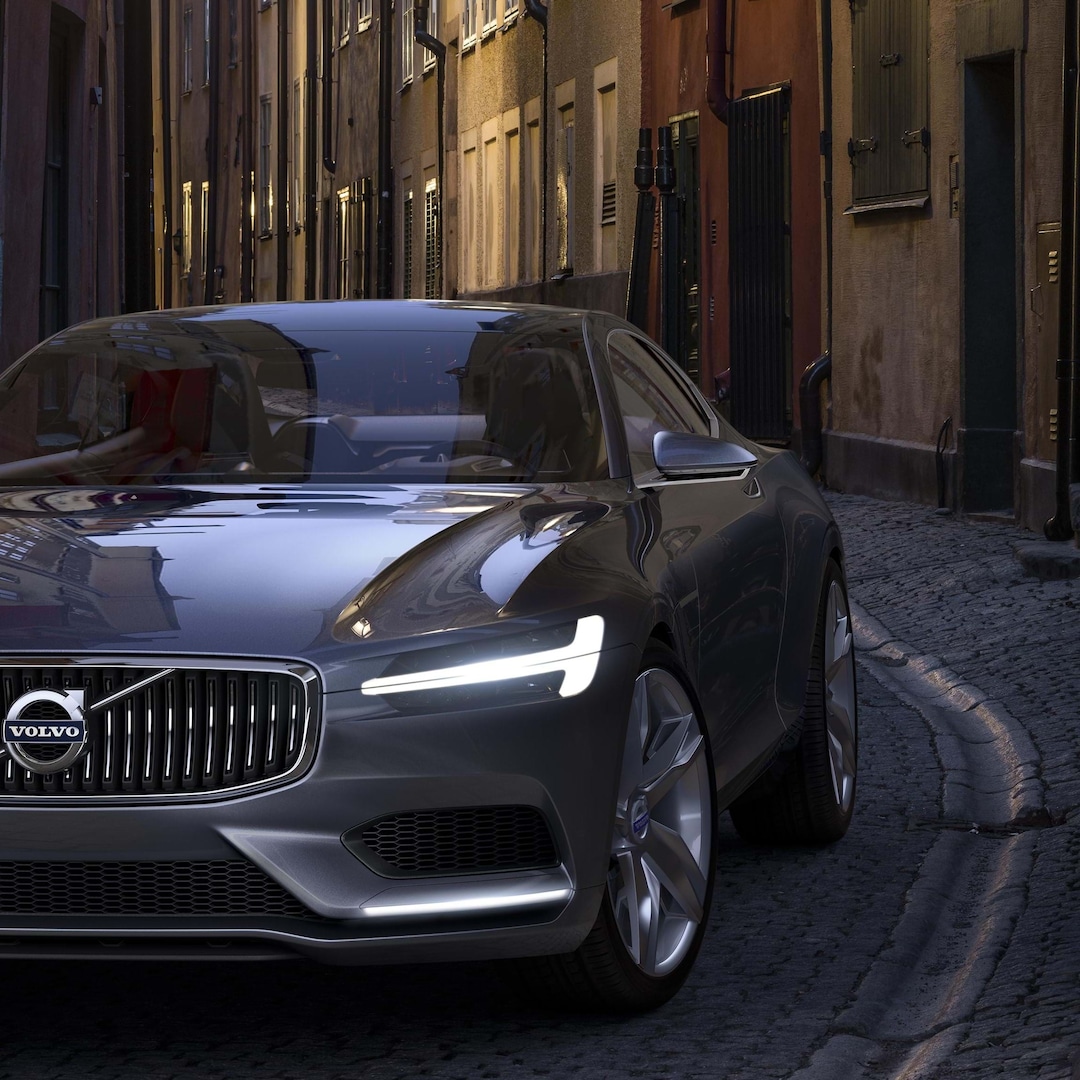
[[376, 0, 393, 297], [706, 0, 729, 124], [322, 0, 336, 175], [204, 0, 221, 305], [1047, 0, 1079, 541], [240, 0, 254, 301], [415, 0, 446, 298], [524, 0, 548, 283], [276, 0, 289, 299], [160, 2, 173, 306], [305, 0, 317, 298]]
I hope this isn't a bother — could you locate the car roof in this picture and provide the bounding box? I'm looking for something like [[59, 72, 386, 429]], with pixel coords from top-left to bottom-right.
[[64, 300, 596, 338]]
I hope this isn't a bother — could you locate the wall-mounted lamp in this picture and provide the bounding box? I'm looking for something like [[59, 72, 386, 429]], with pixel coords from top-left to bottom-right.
[[172, 230, 183, 256]]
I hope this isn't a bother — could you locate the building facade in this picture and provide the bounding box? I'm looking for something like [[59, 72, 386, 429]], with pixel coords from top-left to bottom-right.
[[641, 0, 825, 432], [0, 0, 152, 372], [826, 0, 1068, 531]]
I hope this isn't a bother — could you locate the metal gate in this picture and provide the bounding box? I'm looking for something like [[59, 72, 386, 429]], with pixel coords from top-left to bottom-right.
[[728, 85, 792, 442]]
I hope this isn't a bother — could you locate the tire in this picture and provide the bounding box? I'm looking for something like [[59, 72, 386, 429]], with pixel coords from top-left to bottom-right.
[[513, 645, 717, 1012], [730, 558, 858, 846]]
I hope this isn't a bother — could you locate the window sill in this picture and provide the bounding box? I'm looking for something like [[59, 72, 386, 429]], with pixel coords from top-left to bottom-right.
[[843, 194, 929, 215], [480, 23, 498, 41], [358, 17, 372, 32], [257, 231, 273, 242], [462, 36, 477, 53]]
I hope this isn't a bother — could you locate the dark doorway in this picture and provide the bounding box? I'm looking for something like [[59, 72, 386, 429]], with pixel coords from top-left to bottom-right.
[[728, 86, 792, 442], [40, 26, 70, 338], [962, 57, 1017, 513]]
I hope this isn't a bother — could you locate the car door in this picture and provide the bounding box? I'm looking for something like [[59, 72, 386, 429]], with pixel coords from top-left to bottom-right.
[[602, 328, 787, 794]]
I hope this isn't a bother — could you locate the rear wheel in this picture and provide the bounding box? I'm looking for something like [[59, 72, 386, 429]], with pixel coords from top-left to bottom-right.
[[730, 559, 857, 845], [515, 646, 716, 1011]]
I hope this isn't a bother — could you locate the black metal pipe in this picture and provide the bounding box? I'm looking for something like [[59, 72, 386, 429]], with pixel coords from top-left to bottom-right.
[[415, 1, 445, 298], [1047, 0, 1079, 541], [160, 1, 173, 306], [275, 0, 289, 299], [706, 0, 729, 124], [657, 127, 680, 358], [322, 0, 336, 175], [798, 352, 831, 478], [204, 0, 222, 305], [524, 0, 548, 284], [376, 0, 393, 297], [240, 0, 254, 301], [305, 0, 317, 299], [820, 0, 833, 357], [626, 128, 654, 330]]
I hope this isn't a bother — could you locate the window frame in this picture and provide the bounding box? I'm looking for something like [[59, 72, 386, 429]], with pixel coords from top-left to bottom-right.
[[258, 94, 273, 237], [401, 0, 414, 85]]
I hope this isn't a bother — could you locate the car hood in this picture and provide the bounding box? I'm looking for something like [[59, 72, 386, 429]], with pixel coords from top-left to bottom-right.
[[0, 484, 616, 662]]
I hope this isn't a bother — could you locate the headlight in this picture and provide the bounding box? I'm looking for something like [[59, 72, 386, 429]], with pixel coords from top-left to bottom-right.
[[360, 615, 604, 705]]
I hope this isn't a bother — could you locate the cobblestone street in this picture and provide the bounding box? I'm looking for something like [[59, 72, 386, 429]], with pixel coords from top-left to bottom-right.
[[0, 493, 1076, 1080]]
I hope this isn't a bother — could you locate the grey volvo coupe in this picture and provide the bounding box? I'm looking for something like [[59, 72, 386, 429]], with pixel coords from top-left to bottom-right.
[[0, 301, 856, 1010]]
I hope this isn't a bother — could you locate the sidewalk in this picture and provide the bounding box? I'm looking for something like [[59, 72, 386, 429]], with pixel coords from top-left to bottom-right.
[[824, 491, 1080, 823]]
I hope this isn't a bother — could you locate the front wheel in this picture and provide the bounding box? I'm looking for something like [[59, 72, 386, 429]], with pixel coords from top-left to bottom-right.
[[514, 646, 716, 1011]]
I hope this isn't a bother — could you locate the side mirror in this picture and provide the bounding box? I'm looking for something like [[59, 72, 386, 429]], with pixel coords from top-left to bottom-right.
[[652, 430, 757, 479]]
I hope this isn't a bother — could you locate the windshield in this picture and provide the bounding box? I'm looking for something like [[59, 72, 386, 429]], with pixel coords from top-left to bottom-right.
[[0, 315, 609, 487]]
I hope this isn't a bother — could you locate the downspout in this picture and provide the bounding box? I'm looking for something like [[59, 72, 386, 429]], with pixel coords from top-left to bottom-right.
[[160, 3, 173, 306], [204, 0, 221, 304], [240, 0, 254, 300], [305, 0, 317, 298], [1046, 0, 1079, 541], [799, 0, 835, 479], [276, 0, 289, 299], [706, 0, 729, 124], [524, 0, 548, 282], [415, 1, 446, 297], [322, 0, 336, 175], [376, 0, 393, 297]]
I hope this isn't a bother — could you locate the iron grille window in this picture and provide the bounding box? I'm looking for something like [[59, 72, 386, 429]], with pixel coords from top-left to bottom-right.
[[258, 95, 272, 236], [556, 106, 575, 273], [401, 0, 414, 84], [182, 5, 193, 92], [181, 181, 193, 276], [402, 188, 414, 298], [849, 0, 930, 205], [202, 0, 211, 85], [337, 187, 351, 298], [672, 115, 701, 382], [424, 179, 439, 298], [292, 79, 303, 230], [200, 181, 209, 278]]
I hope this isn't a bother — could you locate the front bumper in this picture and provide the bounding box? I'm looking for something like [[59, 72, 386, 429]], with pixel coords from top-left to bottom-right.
[[0, 644, 638, 962]]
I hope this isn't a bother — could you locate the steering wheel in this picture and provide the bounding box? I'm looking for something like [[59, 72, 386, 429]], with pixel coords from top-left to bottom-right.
[[420, 439, 533, 470]]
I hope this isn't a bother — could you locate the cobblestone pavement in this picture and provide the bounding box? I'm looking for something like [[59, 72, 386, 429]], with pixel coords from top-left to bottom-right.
[[0, 494, 1076, 1079]]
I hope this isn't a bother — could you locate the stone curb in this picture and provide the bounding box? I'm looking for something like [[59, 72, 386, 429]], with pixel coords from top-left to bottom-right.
[[850, 600, 1046, 827], [789, 599, 1046, 1080]]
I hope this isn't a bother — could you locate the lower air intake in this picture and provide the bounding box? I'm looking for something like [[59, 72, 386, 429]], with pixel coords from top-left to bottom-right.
[[348, 806, 560, 878]]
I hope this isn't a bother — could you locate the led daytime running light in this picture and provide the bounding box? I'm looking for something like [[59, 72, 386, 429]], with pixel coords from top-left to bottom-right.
[[360, 615, 604, 699]]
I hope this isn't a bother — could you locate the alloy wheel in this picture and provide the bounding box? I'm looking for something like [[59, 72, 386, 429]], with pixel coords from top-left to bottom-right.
[[608, 667, 712, 978]]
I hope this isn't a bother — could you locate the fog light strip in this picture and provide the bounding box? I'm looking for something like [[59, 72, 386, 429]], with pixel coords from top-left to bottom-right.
[[360, 616, 604, 700], [361, 888, 572, 919]]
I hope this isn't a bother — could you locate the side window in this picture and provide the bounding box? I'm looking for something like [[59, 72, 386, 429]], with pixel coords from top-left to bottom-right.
[[607, 332, 710, 475]]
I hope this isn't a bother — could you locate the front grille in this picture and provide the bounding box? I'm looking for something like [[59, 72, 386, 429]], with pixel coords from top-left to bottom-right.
[[0, 663, 316, 798], [0, 860, 317, 918], [350, 806, 560, 877]]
